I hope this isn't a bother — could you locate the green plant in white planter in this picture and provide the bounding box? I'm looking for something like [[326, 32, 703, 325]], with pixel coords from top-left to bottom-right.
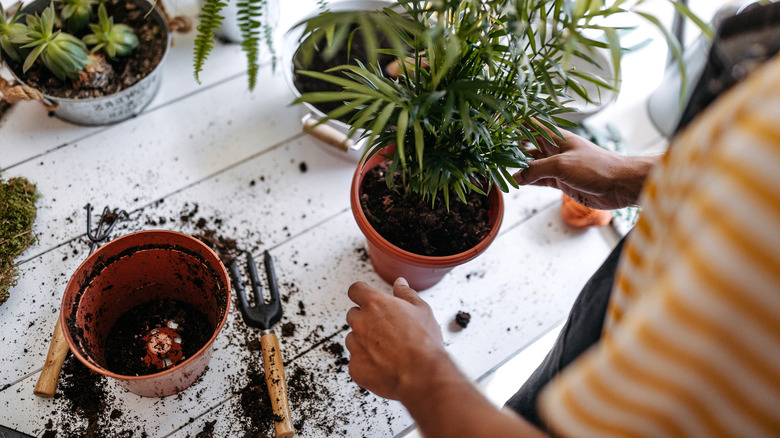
[[193, 0, 275, 90], [193, 0, 330, 90]]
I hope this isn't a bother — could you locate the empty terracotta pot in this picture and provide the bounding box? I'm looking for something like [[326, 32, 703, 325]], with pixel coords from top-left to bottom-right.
[[60, 230, 230, 397], [351, 146, 504, 290]]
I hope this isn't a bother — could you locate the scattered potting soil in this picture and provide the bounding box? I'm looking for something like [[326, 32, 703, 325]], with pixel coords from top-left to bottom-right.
[[233, 360, 336, 436], [360, 163, 492, 256], [293, 24, 395, 122], [50, 203, 371, 436], [281, 321, 296, 337], [105, 298, 212, 376], [455, 311, 471, 329], [5, 0, 167, 99]]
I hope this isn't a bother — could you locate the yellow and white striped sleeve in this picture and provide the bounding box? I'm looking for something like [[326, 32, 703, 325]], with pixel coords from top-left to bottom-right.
[[538, 55, 780, 438]]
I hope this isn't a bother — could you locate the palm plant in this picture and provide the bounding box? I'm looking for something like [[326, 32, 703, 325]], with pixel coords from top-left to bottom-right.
[[293, 0, 707, 207]]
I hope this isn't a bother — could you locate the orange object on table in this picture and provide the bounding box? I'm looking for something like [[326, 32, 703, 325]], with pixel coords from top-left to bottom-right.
[[560, 193, 612, 228]]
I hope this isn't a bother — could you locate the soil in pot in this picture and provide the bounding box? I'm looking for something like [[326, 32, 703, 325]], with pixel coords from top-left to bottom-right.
[[360, 163, 492, 256], [104, 298, 212, 376], [5, 0, 167, 99], [293, 24, 395, 122]]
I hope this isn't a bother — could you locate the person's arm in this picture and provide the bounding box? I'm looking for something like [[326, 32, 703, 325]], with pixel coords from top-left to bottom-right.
[[514, 126, 660, 210], [345, 279, 550, 438]]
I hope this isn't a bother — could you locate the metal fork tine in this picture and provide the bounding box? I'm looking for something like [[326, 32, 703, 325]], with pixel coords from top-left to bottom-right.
[[263, 250, 280, 305], [228, 260, 254, 320], [85, 203, 128, 253], [246, 252, 265, 306]]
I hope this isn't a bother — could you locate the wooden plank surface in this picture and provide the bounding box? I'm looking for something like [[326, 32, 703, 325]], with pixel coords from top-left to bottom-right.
[[0, 0, 694, 435]]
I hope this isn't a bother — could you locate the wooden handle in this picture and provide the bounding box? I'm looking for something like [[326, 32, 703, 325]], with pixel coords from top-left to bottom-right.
[[261, 331, 295, 438], [303, 119, 354, 152], [34, 318, 70, 398]]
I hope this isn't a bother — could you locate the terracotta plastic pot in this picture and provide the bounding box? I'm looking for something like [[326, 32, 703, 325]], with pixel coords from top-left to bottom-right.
[[351, 147, 504, 290], [60, 230, 230, 397], [560, 193, 612, 228]]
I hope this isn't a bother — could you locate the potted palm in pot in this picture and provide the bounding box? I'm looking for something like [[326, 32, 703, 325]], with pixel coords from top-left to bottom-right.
[[292, 0, 704, 289]]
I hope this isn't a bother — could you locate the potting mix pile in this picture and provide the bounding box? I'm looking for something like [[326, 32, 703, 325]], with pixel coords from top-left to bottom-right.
[[360, 163, 492, 256], [105, 298, 212, 375]]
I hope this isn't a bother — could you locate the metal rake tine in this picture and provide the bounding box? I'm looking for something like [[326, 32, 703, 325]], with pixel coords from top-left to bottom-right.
[[262, 250, 280, 305], [85, 203, 128, 251], [228, 259, 253, 317], [246, 252, 266, 306]]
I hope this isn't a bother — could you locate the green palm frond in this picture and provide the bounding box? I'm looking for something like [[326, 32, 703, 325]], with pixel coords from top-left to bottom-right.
[[293, 0, 704, 202], [193, 0, 227, 85]]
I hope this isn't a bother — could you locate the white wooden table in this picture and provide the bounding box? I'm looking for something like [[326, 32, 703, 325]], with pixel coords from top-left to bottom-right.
[[0, 0, 726, 436]]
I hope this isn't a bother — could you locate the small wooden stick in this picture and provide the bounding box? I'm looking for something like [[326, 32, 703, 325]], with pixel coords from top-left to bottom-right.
[[302, 118, 354, 152], [33, 318, 69, 398]]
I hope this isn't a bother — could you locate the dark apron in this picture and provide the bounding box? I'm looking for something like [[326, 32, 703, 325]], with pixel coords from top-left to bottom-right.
[[503, 2, 780, 429]]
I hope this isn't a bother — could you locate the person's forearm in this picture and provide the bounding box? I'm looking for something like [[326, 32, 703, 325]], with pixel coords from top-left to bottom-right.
[[613, 154, 661, 208], [398, 352, 550, 438]]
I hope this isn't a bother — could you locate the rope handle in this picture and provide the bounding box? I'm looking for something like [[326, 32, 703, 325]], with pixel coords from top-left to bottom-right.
[[0, 75, 58, 110]]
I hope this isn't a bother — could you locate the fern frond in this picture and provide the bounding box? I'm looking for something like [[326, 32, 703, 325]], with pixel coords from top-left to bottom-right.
[[193, 0, 227, 85], [237, 0, 263, 90]]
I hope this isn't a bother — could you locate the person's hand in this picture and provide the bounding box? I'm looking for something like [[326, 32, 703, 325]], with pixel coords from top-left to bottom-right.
[[345, 278, 446, 401], [514, 125, 659, 210]]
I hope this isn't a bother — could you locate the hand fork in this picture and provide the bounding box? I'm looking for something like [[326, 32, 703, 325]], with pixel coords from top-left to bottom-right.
[[229, 251, 295, 438]]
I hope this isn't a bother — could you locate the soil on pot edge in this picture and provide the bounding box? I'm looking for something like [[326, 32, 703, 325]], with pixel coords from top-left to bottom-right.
[[360, 162, 493, 256]]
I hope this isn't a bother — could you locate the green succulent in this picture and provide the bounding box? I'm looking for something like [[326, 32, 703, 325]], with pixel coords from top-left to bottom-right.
[[19, 4, 91, 81], [82, 3, 138, 59], [0, 3, 28, 62], [59, 0, 99, 33]]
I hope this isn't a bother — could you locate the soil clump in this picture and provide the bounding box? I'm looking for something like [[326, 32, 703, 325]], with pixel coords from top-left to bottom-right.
[[360, 163, 492, 256]]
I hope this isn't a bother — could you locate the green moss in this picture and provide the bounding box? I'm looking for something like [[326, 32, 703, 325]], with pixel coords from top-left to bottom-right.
[[0, 176, 39, 306]]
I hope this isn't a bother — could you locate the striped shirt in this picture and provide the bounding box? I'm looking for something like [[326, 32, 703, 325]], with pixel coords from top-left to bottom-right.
[[538, 54, 780, 437]]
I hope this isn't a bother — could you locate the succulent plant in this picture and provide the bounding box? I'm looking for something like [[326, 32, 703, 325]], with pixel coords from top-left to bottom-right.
[[82, 3, 138, 60], [0, 3, 28, 62], [18, 4, 91, 81], [59, 0, 99, 33]]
